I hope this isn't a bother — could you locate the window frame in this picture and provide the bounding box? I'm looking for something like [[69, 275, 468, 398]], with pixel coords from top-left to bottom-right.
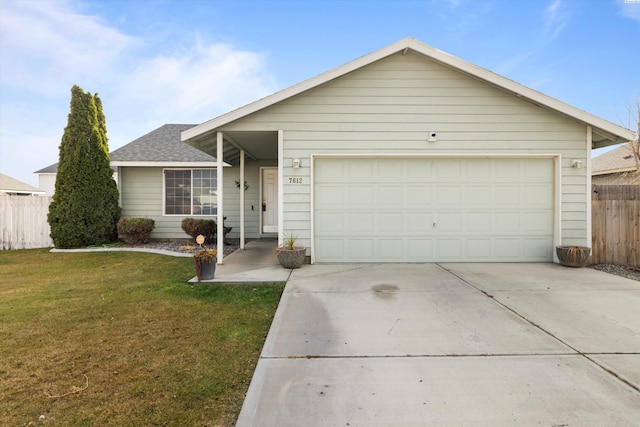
[[163, 168, 217, 217]]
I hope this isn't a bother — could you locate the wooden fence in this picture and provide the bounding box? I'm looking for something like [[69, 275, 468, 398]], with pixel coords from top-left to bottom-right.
[[591, 185, 640, 268], [0, 194, 53, 250]]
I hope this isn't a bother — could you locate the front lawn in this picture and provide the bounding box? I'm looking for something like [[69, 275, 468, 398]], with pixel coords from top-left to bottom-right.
[[0, 249, 284, 426]]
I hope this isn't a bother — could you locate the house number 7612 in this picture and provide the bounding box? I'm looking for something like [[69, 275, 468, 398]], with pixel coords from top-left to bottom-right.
[[289, 177, 303, 184]]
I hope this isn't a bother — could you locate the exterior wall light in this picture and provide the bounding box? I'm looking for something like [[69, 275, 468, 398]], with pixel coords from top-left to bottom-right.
[[571, 159, 584, 169], [292, 158, 301, 168]]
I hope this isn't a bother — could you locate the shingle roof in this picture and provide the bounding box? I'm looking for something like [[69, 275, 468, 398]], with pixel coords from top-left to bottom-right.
[[592, 144, 638, 175], [110, 124, 216, 163], [34, 163, 58, 174], [0, 173, 45, 194]]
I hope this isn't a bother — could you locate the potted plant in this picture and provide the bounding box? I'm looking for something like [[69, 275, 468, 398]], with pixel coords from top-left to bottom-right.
[[193, 247, 217, 282], [276, 233, 306, 269], [556, 245, 591, 268]]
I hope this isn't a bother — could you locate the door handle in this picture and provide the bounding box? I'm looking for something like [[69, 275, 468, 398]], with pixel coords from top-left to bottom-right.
[[262, 203, 266, 212]]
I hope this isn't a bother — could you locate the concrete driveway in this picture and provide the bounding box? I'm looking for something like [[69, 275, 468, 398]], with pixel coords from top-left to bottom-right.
[[237, 263, 640, 426]]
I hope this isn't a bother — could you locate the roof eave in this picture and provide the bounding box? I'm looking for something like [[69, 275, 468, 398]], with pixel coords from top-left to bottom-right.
[[110, 161, 230, 167]]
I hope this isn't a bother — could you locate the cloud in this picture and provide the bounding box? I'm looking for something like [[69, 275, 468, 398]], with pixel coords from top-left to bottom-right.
[[0, 0, 138, 95], [0, 0, 275, 186], [542, 0, 569, 41], [617, 0, 640, 22], [117, 41, 274, 126]]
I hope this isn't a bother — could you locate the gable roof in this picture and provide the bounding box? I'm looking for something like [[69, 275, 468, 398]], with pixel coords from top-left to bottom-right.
[[0, 173, 45, 195], [111, 124, 217, 166], [592, 144, 639, 175], [182, 37, 634, 148]]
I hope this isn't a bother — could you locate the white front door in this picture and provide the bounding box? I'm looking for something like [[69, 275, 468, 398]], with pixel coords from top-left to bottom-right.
[[262, 168, 278, 233]]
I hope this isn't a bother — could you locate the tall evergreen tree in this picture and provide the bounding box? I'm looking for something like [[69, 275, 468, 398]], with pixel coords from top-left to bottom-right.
[[48, 85, 121, 248]]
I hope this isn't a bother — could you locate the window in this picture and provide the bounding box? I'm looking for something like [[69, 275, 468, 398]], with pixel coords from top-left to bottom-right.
[[164, 169, 217, 215]]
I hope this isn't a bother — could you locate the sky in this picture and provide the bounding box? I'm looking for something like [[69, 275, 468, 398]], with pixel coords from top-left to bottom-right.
[[1, 0, 639, 187]]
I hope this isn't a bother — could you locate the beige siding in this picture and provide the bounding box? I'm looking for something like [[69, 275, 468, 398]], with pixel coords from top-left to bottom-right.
[[220, 51, 590, 248], [119, 163, 270, 240]]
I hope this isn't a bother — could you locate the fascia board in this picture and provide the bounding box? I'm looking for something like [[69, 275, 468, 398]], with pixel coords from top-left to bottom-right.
[[110, 161, 230, 167]]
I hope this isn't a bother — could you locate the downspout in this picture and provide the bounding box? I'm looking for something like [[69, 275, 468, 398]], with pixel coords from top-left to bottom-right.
[[217, 131, 224, 264]]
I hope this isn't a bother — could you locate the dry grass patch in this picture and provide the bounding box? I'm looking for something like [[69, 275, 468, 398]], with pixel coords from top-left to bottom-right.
[[0, 249, 284, 426]]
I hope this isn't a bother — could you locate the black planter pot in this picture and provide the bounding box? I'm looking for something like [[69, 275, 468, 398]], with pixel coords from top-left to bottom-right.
[[276, 248, 306, 269], [556, 246, 590, 268], [195, 257, 216, 281]]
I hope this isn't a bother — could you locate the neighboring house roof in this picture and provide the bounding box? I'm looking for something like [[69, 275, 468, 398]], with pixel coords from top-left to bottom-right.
[[34, 163, 58, 174], [0, 173, 45, 195], [592, 144, 639, 175], [182, 37, 634, 148], [110, 124, 218, 166], [34, 162, 117, 174]]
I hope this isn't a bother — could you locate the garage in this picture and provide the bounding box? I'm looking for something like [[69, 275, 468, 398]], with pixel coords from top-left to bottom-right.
[[313, 157, 554, 263]]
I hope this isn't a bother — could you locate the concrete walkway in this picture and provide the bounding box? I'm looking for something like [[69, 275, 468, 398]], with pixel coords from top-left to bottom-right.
[[189, 239, 292, 284], [237, 263, 640, 426]]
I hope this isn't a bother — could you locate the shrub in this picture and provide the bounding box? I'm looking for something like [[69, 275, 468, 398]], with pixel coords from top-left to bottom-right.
[[48, 85, 121, 248], [181, 218, 216, 244], [117, 217, 155, 244]]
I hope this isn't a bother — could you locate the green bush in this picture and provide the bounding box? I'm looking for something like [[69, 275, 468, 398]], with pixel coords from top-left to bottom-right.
[[117, 217, 155, 244], [181, 218, 216, 244]]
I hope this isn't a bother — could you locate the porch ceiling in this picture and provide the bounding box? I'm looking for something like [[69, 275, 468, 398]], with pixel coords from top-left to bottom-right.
[[187, 130, 278, 165]]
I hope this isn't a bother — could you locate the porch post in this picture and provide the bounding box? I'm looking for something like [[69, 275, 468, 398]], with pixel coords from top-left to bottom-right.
[[217, 131, 224, 264], [278, 130, 284, 247], [240, 149, 245, 249]]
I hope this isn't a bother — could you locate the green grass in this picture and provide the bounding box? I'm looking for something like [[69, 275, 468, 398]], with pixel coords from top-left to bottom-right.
[[0, 249, 284, 426]]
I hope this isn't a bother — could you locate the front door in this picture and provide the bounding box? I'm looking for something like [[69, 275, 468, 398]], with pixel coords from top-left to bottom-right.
[[262, 168, 278, 233]]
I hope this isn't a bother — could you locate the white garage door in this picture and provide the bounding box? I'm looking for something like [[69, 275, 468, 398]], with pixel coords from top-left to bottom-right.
[[314, 157, 554, 263]]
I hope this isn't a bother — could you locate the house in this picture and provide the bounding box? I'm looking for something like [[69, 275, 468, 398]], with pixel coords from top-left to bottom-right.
[[0, 173, 45, 196], [175, 37, 633, 264], [592, 144, 639, 184], [109, 124, 224, 239]]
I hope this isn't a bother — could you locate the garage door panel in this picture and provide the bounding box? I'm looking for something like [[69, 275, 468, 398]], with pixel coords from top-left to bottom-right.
[[347, 186, 375, 208], [350, 161, 375, 180], [407, 185, 433, 207], [437, 212, 463, 232], [436, 186, 462, 206], [347, 239, 375, 260], [407, 239, 434, 259], [347, 212, 374, 232], [378, 212, 404, 232], [378, 185, 404, 206], [436, 239, 463, 259], [494, 212, 521, 232], [407, 213, 433, 233], [314, 158, 553, 262], [315, 212, 345, 234], [465, 212, 492, 232], [377, 239, 405, 260], [316, 185, 345, 206], [406, 161, 433, 179], [494, 185, 520, 205], [494, 239, 522, 259], [466, 239, 493, 259], [524, 238, 553, 259], [464, 186, 492, 207]]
